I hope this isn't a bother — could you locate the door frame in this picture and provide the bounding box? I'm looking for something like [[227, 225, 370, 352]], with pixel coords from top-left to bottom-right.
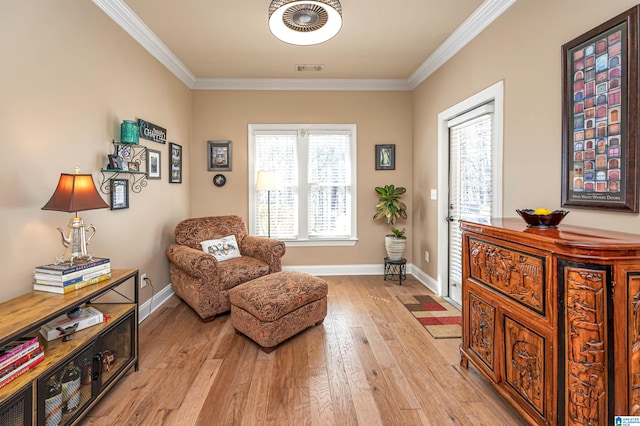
[[436, 80, 504, 298]]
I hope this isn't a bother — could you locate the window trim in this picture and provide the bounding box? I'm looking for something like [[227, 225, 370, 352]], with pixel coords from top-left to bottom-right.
[[248, 124, 358, 246]]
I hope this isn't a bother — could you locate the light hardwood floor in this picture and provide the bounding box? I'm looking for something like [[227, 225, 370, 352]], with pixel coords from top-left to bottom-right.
[[81, 275, 527, 425]]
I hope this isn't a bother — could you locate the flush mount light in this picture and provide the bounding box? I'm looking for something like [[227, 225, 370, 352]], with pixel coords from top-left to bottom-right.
[[269, 0, 342, 46]]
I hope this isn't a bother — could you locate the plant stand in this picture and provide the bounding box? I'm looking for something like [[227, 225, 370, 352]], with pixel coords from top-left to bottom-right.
[[384, 257, 406, 285]]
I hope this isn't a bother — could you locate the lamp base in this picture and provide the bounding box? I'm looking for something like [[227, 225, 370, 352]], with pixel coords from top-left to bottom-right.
[[55, 216, 97, 265]]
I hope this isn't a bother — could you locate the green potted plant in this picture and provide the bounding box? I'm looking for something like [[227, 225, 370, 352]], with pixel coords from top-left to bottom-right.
[[373, 185, 407, 260]]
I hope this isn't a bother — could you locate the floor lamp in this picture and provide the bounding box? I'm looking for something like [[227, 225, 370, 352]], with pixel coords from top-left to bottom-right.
[[256, 171, 278, 237]]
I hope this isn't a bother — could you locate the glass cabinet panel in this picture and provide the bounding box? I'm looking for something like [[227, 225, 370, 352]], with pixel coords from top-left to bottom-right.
[[94, 313, 134, 392], [0, 385, 31, 426], [37, 346, 93, 426]]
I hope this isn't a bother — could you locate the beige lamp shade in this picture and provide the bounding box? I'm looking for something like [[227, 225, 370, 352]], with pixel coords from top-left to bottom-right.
[[256, 171, 279, 191]]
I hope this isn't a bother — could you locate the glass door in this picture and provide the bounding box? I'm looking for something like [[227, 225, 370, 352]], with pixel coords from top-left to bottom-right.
[[447, 104, 495, 305]]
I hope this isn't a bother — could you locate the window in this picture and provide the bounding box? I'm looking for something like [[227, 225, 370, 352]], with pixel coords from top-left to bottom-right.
[[248, 124, 357, 246]]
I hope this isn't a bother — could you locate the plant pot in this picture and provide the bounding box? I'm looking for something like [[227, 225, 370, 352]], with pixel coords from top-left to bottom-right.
[[385, 235, 406, 260]]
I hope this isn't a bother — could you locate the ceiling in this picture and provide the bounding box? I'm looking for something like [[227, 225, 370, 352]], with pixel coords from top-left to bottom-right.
[[92, 0, 516, 90]]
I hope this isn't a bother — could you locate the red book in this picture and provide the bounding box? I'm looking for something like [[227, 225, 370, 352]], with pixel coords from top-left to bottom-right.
[[0, 340, 40, 373], [0, 347, 45, 389], [0, 337, 39, 365]]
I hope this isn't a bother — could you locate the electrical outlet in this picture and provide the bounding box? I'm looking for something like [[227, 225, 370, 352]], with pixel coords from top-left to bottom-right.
[[424, 251, 430, 262], [140, 273, 147, 288]]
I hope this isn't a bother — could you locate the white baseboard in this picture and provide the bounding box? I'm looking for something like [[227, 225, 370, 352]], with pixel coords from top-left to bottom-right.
[[283, 262, 422, 276], [138, 282, 175, 323], [152, 264, 441, 321], [282, 263, 440, 296], [409, 265, 440, 295], [282, 263, 385, 275]]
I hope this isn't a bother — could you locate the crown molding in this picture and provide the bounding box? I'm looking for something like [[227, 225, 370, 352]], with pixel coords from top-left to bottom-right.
[[94, 0, 515, 91], [192, 78, 411, 91], [91, 0, 196, 88], [408, 0, 517, 89]]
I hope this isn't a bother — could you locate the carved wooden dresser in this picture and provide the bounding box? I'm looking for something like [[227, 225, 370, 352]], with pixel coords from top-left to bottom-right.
[[459, 218, 640, 425]]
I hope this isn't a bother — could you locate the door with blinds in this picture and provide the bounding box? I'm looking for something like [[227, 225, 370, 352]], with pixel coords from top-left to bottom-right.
[[447, 103, 495, 305]]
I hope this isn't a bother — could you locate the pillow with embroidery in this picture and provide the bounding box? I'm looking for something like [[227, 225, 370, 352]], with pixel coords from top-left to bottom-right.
[[200, 235, 241, 261]]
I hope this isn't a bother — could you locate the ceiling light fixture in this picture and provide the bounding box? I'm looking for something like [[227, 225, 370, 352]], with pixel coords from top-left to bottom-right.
[[269, 0, 342, 46]]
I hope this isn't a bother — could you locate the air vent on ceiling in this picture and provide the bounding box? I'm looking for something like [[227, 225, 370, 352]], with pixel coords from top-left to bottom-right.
[[296, 64, 324, 72]]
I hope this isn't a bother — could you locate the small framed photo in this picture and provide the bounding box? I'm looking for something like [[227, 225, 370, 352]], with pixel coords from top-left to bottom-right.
[[110, 178, 129, 210], [146, 148, 161, 180], [375, 144, 396, 170], [207, 140, 232, 171], [128, 162, 139, 172], [116, 144, 132, 159], [169, 142, 182, 184], [107, 154, 122, 170], [120, 162, 129, 172], [213, 174, 226, 187]]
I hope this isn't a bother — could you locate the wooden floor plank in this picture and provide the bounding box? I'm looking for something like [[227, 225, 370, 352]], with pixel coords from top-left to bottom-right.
[[81, 275, 527, 425], [164, 358, 223, 426]]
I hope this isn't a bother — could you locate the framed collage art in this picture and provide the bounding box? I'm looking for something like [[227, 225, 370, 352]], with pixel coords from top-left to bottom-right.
[[169, 142, 182, 184], [207, 140, 232, 171], [561, 6, 639, 212]]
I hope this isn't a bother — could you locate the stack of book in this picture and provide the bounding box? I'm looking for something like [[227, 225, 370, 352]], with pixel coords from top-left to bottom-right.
[[33, 257, 111, 294], [0, 336, 45, 389]]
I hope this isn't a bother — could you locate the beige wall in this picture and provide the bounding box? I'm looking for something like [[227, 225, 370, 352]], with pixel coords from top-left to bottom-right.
[[4, 0, 639, 304], [412, 0, 640, 278], [191, 90, 413, 266], [0, 1, 192, 303]]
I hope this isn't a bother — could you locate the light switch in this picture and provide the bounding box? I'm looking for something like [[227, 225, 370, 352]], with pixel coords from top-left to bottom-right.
[[430, 189, 437, 200]]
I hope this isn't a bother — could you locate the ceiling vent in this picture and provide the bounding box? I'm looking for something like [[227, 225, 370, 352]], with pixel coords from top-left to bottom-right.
[[296, 64, 324, 72]]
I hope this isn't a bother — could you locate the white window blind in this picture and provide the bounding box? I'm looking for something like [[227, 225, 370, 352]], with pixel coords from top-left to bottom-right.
[[448, 104, 495, 289], [249, 125, 357, 244]]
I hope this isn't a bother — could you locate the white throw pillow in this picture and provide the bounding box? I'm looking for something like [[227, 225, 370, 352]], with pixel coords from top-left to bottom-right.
[[200, 235, 241, 261]]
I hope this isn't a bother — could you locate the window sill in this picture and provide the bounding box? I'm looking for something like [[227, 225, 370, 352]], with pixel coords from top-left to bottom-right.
[[282, 238, 358, 247]]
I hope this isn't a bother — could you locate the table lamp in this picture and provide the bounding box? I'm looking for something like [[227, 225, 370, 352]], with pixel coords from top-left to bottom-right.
[[42, 168, 109, 264], [256, 171, 278, 238]]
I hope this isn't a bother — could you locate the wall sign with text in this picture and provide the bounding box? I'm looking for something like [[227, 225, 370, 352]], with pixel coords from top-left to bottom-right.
[[138, 119, 167, 144]]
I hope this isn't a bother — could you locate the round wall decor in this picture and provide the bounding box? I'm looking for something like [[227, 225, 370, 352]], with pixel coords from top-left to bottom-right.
[[213, 174, 226, 187]]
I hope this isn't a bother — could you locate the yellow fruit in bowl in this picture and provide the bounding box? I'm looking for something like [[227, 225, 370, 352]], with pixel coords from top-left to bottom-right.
[[533, 207, 552, 215]]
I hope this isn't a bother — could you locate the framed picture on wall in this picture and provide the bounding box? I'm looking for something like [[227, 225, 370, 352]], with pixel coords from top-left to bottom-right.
[[110, 179, 129, 210], [146, 148, 161, 180], [561, 5, 639, 212], [375, 144, 395, 170], [207, 140, 232, 171], [169, 142, 182, 184]]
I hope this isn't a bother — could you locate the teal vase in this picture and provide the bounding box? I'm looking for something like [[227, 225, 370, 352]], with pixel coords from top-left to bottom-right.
[[120, 120, 138, 144]]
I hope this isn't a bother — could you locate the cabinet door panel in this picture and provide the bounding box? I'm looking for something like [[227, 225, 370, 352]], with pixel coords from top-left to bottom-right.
[[504, 316, 546, 417], [95, 311, 135, 393], [468, 237, 547, 316], [559, 261, 611, 426], [630, 273, 640, 415], [468, 292, 496, 372], [0, 385, 31, 426]]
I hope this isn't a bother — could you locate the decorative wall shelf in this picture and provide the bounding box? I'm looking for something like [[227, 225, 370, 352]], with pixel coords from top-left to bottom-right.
[[99, 141, 148, 194]]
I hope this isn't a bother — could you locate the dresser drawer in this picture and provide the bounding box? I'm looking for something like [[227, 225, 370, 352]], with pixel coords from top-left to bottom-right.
[[467, 236, 549, 317]]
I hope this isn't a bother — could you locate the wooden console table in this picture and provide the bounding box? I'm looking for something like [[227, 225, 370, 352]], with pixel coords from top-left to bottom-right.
[[0, 269, 139, 425], [459, 219, 640, 425]]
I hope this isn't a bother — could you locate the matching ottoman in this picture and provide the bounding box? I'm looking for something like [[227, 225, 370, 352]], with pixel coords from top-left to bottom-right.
[[228, 271, 328, 353]]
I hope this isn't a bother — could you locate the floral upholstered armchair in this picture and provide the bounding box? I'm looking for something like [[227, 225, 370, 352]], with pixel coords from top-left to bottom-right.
[[166, 215, 286, 321]]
